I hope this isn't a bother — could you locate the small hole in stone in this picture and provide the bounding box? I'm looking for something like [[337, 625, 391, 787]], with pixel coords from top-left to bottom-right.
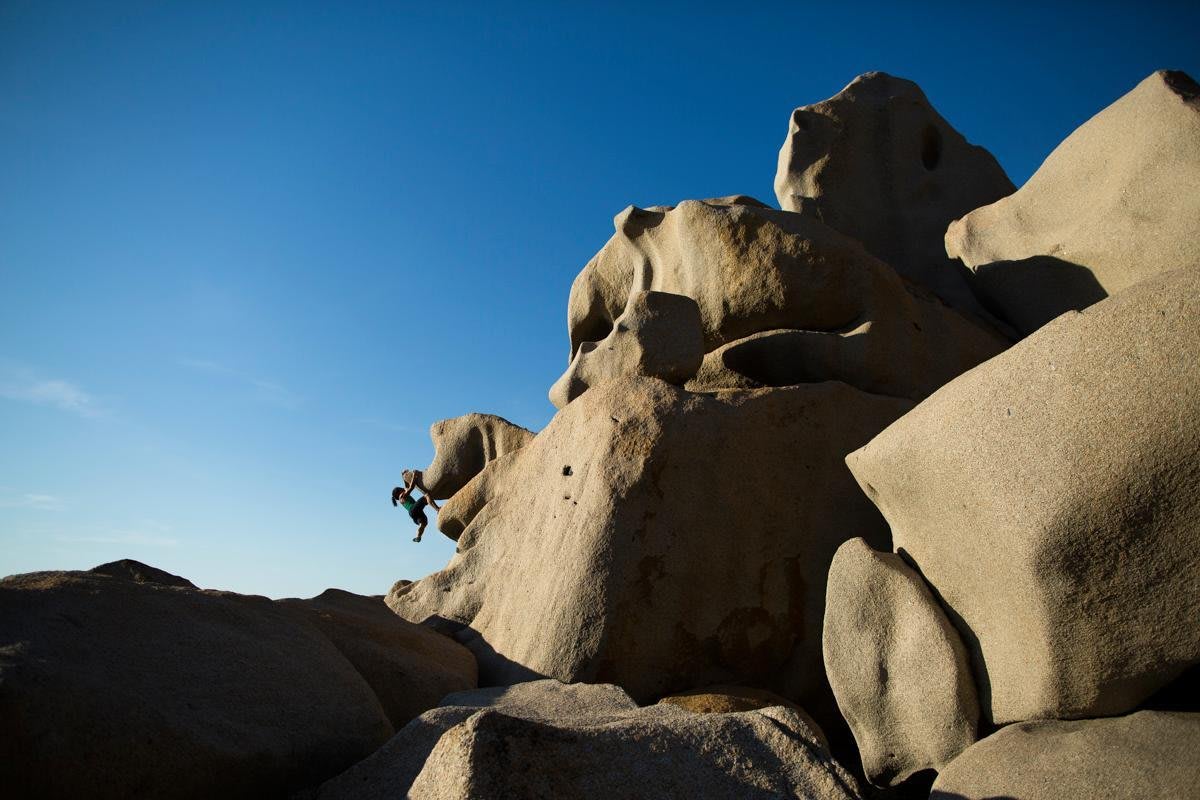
[[562, 465, 572, 476]]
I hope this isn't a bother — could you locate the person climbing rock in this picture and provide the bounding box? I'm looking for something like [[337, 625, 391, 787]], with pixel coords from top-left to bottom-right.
[[392, 469, 440, 542]]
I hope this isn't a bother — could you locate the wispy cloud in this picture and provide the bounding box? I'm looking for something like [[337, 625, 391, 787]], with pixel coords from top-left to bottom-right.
[[55, 532, 180, 547], [178, 357, 302, 410], [0, 489, 63, 510], [0, 365, 104, 417], [52, 520, 179, 548]]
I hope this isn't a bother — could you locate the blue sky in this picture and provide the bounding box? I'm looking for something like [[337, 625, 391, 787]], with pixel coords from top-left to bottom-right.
[[3, 1, 1198, 598]]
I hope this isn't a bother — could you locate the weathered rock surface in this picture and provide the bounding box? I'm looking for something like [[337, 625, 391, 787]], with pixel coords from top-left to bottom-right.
[[550, 290, 704, 408], [0, 569, 393, 798], [930, 711, 1200, 800], [408, 702, 859, 800], [846, 267, 1200, 725], [418, 412, 535, 499], [277, 588, 477, 729], [775, 72, 1014, 318], [946, 70, 1200, 335], [565, 196, 1008, 402], [658, 684, 829, 749], [312, 680, 640, 799], [89, 557, 197, 587], [390, 377, 912, 732], [823, 538, 979, 786]]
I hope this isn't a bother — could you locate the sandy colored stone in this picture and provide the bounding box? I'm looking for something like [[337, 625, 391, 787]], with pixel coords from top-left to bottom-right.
[[89, 558, 196, 588], [277, 588, 477, 729], [657, 685, 829, 750], [846, 268, 1200, 725], [946, 70, 1200, 334], [775, 72, 1014, 318], [389, 377, 912, 733], [823, 538, 978, 786], [567, 196, 1008, 401], [312, 680, 640, 799], [418, 412, 534, 499], [549, 290, 703, 408], [408, 702, 857, 800], [0, 570, 392, 799], [931, 711, 1200, 800]]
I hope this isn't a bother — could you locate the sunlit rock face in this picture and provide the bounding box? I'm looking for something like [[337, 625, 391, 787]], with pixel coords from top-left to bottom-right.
[[946, 69, 1200, 335], [847, 267, 1200, 726], [558, 196, 1008, 405], [774, 71, 1015, 321], [390, 377, 911, 731]]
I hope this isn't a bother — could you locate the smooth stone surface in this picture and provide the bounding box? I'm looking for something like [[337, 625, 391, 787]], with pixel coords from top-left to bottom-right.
[[931, 711, 1200, 800], [946, 70, 1200, 335], [775, 71, 1014, 319], [823, 538, 978, 786], [846, 268, 1200, 725], [417, 412, 534, 500]]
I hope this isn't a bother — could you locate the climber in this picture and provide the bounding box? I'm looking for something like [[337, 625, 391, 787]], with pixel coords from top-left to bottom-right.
[[392, 469, 440, 543]]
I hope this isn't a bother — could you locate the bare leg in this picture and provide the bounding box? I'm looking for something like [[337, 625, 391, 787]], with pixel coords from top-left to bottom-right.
[[413, 520, 426, 542]]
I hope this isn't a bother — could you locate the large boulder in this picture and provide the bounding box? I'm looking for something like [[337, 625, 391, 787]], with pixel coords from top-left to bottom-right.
[[549, 290, 704, 408], [946, 70, 1200, 335], [0, 569, 393, 798], [312, 680, 641, 799], [930, 711, 1200, 800], [89, 558, 196, 588], [845, 268, 1200, 725], [277, 588, 477, 729], [823, 538, 979, 786], [774, 72, 1014, 319], [657, 684, 829, 750], [408, 701, 858, 800], [564, 196, 1008, 402], [388, 377, 912, 729], [417, 412, 535, 499]]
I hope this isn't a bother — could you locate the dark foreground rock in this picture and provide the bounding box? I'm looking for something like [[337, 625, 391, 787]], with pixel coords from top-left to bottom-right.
[[0, 567, 475, 799]]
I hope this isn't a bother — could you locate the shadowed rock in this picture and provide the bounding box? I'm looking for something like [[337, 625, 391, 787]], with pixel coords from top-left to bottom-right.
[[0, 569, 393, 798], [775, 72, 1014, 319], [946, 70, 1200, 335], [846, 268, 1200, 725], [277, 588, 476, 729], [90, 558, 197, 588], [823, 538, 978, 786]]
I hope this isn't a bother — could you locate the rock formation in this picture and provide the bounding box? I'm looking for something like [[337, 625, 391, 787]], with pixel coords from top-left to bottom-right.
[[930, 711, 1200, 800], [89, 557, 197, 587], [390, 377, 912, 728], [946, 70, 1200, 335], [418, 412, 535, 499], [312, 680, 639, 799], [277, 588, 476, 729], [314, 679, 855, 800], [0, 567, 476, 798], [774, 72, 1015, 319], [823, 538, 979, 786], [846, 267, 1200, 725], [657, 684, 830, 750], [549, 290, 704, 408], [562, 196, 1008, 403]]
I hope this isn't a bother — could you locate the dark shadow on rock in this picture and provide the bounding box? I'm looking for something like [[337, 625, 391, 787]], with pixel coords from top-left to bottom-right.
[[451, 625, 547, 687], [970, 255, 1108, 336], [896, 547, 992, 733], [929, 794, 1018, 800], [1140, 661, 1200, 712], [419, 614, 467, 638]]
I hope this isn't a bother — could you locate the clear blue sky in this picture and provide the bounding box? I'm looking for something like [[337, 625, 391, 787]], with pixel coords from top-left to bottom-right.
[[3, 1, 1197, 598]]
